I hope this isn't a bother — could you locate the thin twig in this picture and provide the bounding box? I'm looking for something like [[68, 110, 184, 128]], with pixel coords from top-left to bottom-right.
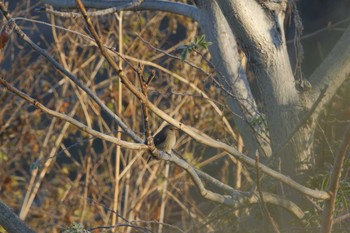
[[137, 34, 258, 116], [255, 155, 281, 233], [334, 212, 350, 224], [4, 0, 330, 201], [40, 6, 119, 18], [0, 71, 308, 219], [321, 125, 350, 233], [136, 64, 159, 159], [134, 219, 185, 233], [111, 11, 124, 232], [88, 223, 150, 233], [194, 167, 244, 197], [158, 163, 170, 233], [286, 17, 350, 43], [137, 34, 269, 147], [0, 4, 142, 143], [0, 78, 146, 150]]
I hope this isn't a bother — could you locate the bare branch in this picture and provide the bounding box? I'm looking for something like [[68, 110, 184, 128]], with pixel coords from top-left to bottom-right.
[[334, 212, 350, 224], [308, 24, 350, 118], [166, 151, 306, 221], [74, 0, 331, 200], [194, 167, 243, 197], [195, 0, 272, 157], [256, 155, 281, 233], [0, 3, 142, 143], [0, 200, 35, 233], [43, 6, 121, 17], [119, 54, 238, 142], [40, 0, 200, 21], [137, 65, 159, 160], [0, 0, 331, 202], [321, 125, 350, 233], [0, 78, 147, 151]]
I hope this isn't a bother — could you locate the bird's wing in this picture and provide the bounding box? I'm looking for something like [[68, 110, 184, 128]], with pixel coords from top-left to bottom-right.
[[153, 130, 166, 146]]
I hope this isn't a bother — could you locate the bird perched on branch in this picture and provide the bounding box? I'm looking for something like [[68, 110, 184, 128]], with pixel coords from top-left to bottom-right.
[[154, 125, 177, 153], [147, 124, 177, 161]]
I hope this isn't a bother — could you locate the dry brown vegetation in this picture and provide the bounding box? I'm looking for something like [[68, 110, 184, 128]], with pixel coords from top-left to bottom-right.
[[1, 1, 350, 233]]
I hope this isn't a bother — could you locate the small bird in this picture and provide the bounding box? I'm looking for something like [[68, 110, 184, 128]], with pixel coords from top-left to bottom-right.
[[147, 124, 177, 161], [154, 125, 177, 153]]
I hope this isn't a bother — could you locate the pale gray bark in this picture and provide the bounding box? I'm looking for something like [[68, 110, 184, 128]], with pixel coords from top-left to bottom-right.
[[213, 0, 314, 175], [36, 1, 350, 230], [40, 0, 272, 156], [309, 24, 350, 118], [39, 0, 350, 177], [195, 1, 272, 157], [41, 0, 200, 20]]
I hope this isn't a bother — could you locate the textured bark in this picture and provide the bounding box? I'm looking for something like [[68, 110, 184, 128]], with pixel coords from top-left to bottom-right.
[[37, 0, 350, 193], [0, 200, 35, 233], [195, 0, 271, 157], [39, 0, 350, 178], [35, 0, 350, 230], [212, 0, 314, 177]]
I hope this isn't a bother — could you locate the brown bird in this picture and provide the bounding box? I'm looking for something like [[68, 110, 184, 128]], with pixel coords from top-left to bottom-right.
[[147, 125, 177, 161], [154, 125, 177, 153]]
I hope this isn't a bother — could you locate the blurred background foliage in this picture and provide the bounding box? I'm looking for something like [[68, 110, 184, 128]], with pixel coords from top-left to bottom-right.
[[0, 0, 350, 232]]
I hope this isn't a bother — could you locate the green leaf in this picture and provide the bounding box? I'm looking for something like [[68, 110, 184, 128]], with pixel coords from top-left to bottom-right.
[[180, 35, 212, 61], [181, 49, 188, 61], [197, 35, 205, 44], [30, 158, 42, 171]]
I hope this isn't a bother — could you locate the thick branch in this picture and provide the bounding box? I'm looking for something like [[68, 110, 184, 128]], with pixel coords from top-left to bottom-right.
[[0, 71, 305, 221], [194, 167, 243, 196], [196, 0, 271, 157], [73, 0, 330, 200], [308, 24, 350, 119], [256, 155, 281, 233], [0, 1, 330, 201], [40, 0, 199, 21], [215, 0, 286, 55], [165, 152, 306, 221], [214, 1, 300, 156], [0, 200, 35, 233]]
